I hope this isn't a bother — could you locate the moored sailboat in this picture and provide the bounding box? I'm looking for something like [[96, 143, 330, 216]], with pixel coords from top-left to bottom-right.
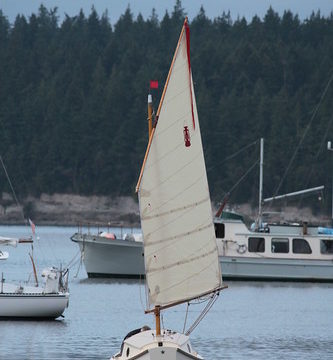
[[111, 18, 226, 359], [0, 232, 69, 319]]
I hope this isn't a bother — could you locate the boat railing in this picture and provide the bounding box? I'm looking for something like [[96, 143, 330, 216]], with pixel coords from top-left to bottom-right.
[[76, 221, 137, 239]]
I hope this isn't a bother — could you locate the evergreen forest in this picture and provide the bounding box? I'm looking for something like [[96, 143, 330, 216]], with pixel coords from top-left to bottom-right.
[[0, 2, 333, 213]]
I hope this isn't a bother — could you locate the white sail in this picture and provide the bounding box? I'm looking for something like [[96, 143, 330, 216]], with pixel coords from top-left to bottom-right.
[[137, 22, 222, 309]]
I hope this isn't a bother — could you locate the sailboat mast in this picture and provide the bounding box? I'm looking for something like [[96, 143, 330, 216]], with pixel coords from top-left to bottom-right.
[[154, 306, 161, 336], [258, 138, 264, 228], [136, 20, 187, 193], [29, 252, 39, 287]]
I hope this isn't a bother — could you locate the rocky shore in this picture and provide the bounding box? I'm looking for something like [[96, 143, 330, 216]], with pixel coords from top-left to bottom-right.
[[0, 192, 329, 227], [0, 193, 140, 227]]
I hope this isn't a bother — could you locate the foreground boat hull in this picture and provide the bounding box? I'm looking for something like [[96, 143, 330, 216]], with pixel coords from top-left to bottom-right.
[[114, 347, 201, 360], [111, 330, 202, 360], [0, 293, 69, 319]]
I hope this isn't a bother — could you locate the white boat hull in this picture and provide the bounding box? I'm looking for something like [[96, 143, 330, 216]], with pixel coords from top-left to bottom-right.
[[0, 293, 69, 319], [0, 251, 9, 260], [111, 330, 202, 360], [114, 347, 201, 360], [220, 256, 333, 281], [72, 233, 145, 277]]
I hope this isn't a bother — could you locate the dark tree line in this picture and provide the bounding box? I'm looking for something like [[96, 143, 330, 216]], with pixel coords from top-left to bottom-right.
[[0, 1, 333, 213]]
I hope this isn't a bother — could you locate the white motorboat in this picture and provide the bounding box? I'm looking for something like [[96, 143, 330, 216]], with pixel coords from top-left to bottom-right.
[[215, 211, 333, 281], [112, 18, 225, 360], [71, 230, 144, 277], [214, 138, 333, 281], [72, 137, 333, 282], [0, 235, 69, 319]]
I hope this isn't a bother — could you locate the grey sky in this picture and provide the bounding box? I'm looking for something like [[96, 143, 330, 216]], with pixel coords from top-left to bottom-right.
[[0, 0, 332, 24]]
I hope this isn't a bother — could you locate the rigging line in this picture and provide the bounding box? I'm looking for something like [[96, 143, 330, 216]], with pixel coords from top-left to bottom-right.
[[64, 250, 81, 269], [0, 118, 30, 195], [161, 313, 165, 332], [271, 68, 333, 203], [206, 139, 258, 173], [74, 257, 82, 278], [188, 295, 217, 334], [185, 293, 218, 335], [139, 273, 147, 313], [227, 159, 259, 196], [297, 112, 333, 208], [0, 155, 57, 266], [0, 155, 24, 220], [183, 302, 190, 334]]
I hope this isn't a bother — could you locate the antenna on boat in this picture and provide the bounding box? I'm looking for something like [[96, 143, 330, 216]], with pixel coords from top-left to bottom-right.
[[328, 141, 333, 226], [258, 138, 264, 229]]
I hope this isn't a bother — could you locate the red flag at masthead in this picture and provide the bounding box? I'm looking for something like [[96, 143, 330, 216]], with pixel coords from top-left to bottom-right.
[[150, 80, 158, 89]]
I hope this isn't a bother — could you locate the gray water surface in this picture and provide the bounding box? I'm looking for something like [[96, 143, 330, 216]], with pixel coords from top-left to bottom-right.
[[0, 226, 332, 359]]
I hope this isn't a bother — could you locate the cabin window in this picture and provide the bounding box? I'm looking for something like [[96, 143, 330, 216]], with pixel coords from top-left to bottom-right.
[[126, 347, 130, 357], [320, 240, 333, 254], [215, 223, 225, 239], [248, 237, 265, 252], [271, 238, 289, 253], [292, 238, 312, 254]]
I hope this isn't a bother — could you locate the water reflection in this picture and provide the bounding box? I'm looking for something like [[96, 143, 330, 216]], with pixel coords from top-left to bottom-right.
[[1, 226, 333, 359], [194, 336, 333, 359]]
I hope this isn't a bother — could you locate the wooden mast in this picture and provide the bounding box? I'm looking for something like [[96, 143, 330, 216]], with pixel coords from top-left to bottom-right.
[[155, 306, 161, 336], [136, 18, 187, 193]]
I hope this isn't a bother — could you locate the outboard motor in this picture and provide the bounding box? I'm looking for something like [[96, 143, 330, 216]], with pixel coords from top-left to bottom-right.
[[41, 267, 60, 294]]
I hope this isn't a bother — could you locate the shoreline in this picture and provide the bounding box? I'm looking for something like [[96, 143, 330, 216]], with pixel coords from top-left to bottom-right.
[[0, 192, 330, 228], [0, 193, 141, 228]]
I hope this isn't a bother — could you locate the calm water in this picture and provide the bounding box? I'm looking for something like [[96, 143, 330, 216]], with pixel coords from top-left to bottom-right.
[[0, 225, 333, 359]]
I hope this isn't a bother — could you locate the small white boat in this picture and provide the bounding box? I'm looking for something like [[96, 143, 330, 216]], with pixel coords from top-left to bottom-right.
[[0, 235, 69, 319], [113, 328, 203, 360], [0, 250, 9, 260], [0, 267, 69, 319], [111, 18, 225, 360]]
